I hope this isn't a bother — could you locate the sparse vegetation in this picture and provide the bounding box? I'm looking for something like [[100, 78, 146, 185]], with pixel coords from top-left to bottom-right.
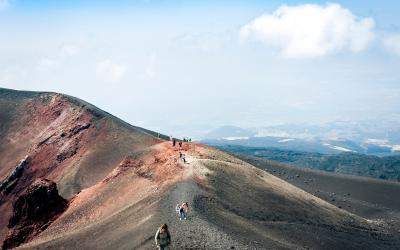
[[216, 145, 400, 181]]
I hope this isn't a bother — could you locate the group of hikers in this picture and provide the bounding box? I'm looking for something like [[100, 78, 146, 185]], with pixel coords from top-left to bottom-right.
[[170, 136, 190, 164], [171, 138, 182, 148], [176, 202, 189, 220], [154, 202, 189, 249], [170, 136, 192, 148], [182, 137, 191, 142], [153, 137, 192, 249]]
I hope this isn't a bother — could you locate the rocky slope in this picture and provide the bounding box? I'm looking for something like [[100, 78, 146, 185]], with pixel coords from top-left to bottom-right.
[[0, 88, 162, 247], [2, 179, 67, 249]]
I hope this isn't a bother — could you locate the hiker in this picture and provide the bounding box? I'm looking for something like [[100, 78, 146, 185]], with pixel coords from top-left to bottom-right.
[[178, 141, 182, 147], [172, 139, 176, 147], [175, 204, 180, 217], [155, 224, 171, 250], [179, 202, 189, 220], [179, 152, 183, 159], [178, 204, 186, 220], [182, 202, 189, 213]]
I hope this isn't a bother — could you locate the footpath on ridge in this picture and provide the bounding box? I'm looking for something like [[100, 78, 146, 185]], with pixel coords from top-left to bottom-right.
[[155, 145, 251, 250]]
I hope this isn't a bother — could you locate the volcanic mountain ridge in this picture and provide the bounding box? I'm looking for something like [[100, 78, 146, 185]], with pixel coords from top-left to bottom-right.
[[0, 88, 399, 249]]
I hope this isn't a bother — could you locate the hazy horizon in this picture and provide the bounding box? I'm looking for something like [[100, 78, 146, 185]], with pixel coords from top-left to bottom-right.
[[1, 0, 400, 137]]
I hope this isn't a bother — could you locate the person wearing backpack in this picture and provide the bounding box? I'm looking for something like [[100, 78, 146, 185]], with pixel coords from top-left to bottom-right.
[[154, 224, 171, 250], [175, 204, 180, 218]]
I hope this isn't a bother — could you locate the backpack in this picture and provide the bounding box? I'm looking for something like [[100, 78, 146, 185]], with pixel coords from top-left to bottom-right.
[[157, 229, 171, 246]]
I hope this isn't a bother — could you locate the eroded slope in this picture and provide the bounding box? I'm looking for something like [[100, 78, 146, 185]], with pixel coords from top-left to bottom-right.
[[0, 88, 162, 244]]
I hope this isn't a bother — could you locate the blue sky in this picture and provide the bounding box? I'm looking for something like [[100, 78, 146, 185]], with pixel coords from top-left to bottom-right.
[[1, 0, 400, 137]]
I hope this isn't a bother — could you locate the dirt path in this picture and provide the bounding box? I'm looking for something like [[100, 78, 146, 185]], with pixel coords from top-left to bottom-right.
[[157, 154, 252, 250]]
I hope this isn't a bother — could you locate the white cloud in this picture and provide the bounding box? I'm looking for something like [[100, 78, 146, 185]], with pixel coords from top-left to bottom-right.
[[36, 58, 59, 71], [96, 60, 127, 83], [240, 3, 375, 58], [174, 31, 233, 52], [145, 53, 157, 79], [0, 0, 11, 11], [383, 34, 400, 56], [36, 44, 80, 72], [60, 44, 80, 57]]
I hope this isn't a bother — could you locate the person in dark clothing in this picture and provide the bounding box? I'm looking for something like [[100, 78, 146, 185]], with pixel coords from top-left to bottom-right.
[[155, 224, 171, 250], [172, 139, 176, 147], [179, 202, 189, 220]]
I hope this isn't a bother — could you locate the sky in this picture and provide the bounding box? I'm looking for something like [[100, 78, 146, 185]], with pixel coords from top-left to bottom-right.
[[1, 0, 400, 137]]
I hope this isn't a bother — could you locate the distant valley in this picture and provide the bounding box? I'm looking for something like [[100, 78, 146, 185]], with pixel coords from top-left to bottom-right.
[[201, 125, 400, 181], [201, 125, 400, 156], [214, 145, 400, 182]]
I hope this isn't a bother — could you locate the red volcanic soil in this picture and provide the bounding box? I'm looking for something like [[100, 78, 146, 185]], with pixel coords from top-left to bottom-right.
[[0, 88, 162, 246], [1, 88, 400, 249]]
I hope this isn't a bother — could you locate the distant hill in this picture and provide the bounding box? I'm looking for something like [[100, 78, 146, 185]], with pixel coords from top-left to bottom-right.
[[215, 145, 400, 181], [203, 125, 255, 139], [202, 124, 400, 156]]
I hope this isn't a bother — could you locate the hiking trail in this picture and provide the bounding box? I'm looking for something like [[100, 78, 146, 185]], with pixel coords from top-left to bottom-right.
[[156, 148, 251, 250]]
